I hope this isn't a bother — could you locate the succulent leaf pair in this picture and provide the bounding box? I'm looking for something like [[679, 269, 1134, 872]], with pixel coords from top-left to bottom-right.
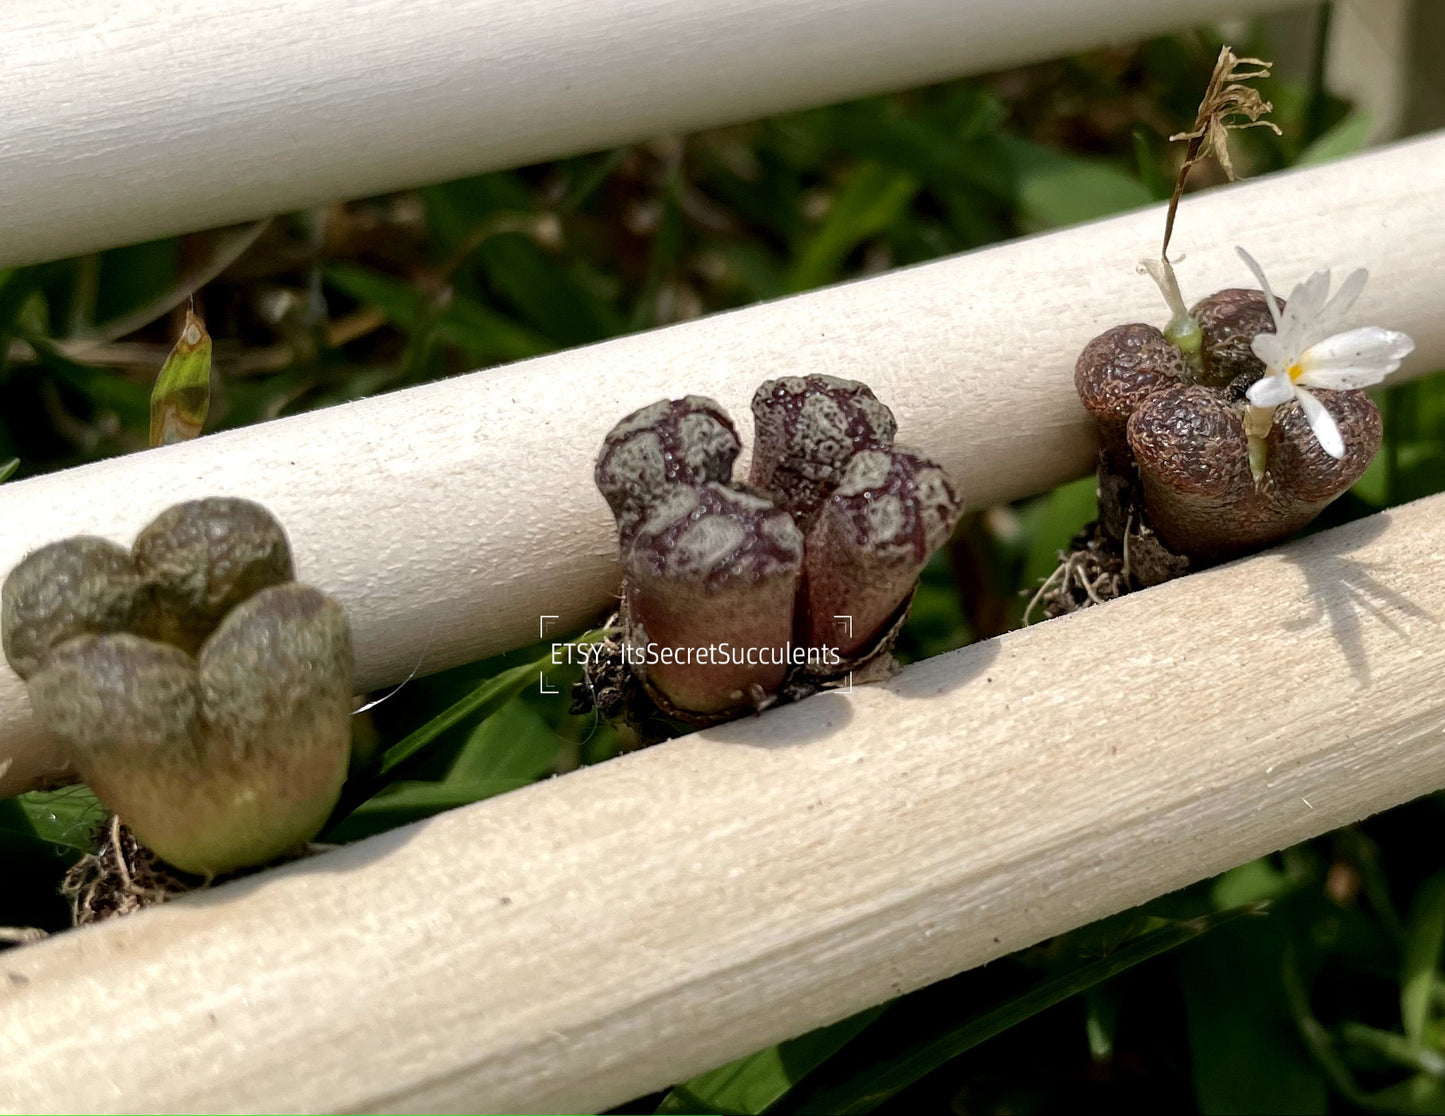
[[595, 376, 961, 721], [1, 499, 353, 875]]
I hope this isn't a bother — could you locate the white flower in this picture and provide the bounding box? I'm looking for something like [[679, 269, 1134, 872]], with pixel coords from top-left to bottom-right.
[[1235, 246, 1414, 458]]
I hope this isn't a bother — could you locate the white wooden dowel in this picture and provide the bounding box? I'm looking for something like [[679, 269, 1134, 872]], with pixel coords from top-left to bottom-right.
[[3, 491, 1443, 1114], [0, 0, 1299, 269], [1, 130, 1443, 797]]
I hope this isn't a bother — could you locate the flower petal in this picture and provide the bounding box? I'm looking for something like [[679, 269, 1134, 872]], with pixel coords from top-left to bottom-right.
[[1246, 371, 1294, 407], [1294, 386, 1345, 459], [1298, 326, 1415, 387], [1251, 330, 1287, 369], [1235, 246, 1283, 331], [1312, 267, 1368, 338], [1284, 269, 1331, 329]]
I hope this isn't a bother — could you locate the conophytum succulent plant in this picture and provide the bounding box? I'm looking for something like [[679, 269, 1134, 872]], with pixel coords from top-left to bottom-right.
[[1, 498, 354, 875], [590, 376, 960, 727]]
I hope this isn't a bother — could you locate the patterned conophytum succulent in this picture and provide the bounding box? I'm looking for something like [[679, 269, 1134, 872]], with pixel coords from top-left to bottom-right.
[[2, 498, 354, 874], [1075, 251, 1411, 564], [595, 376, 960, 721]]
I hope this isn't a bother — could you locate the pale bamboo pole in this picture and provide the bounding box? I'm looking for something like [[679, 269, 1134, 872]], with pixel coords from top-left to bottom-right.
[[3, 490, 1443, 1114], [2, 131, 1444, 797], [0, 0, 1298, 269]]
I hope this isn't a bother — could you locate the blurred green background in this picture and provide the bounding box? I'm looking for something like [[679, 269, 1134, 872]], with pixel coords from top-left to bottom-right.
[[5, 14, 1445, 1115]]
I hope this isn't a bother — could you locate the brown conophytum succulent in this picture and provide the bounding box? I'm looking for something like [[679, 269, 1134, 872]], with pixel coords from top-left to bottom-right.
[[1063, 45, 1412, 592], [1, 498, 354, 875], [1074, 260, 1406, 572], [593, 376, 960, 725], [1076, 291, 1376, 567]]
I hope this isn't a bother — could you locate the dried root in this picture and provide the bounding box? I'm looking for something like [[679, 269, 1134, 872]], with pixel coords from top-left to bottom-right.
[[61, 815, 203, 925]]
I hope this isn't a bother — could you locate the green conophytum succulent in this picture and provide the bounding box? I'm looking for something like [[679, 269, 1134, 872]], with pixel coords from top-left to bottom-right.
[[2, 498, 354, 875], [594, 377, 960, 722]]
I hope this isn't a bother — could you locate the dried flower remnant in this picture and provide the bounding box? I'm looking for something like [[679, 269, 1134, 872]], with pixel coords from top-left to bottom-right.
[[1147, 46, 1281, 360], [1160, 47, 1280, 260], [2, 499, 354, 876]]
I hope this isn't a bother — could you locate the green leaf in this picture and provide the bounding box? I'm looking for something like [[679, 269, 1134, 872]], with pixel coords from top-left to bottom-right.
[[1181, 910, 1329, 1114], [0, 458, 17, 483], [324, 262, 551, 364], [1, 786, 105, 855], [149, 309, 211, 446], [1297, 111, 1373, 167], [658, 1007, 885, 1115], [1401, 873, 1445, 1049], [331, 635, 601, 822], [785, 164, 919, 292], [449, 697, 559, 784], [0, 789, 103, 930], [783, 907, 1253, 1114], [1001, 137, 1152, 230], [1020, 475, 1097, 591], [1132, 127, 1172, 202]]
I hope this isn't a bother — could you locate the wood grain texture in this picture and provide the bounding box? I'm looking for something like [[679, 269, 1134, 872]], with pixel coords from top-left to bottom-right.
[[2, 491, 1443, 1113], [0, 0, 1297, 268], [1, 131, 1443, 795]]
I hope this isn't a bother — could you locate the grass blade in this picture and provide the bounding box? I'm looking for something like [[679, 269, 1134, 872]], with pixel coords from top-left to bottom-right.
[[784, 906, 1256, 1115], [331, 633, 602, 822], [657, 1007, 885, 1115], [149, 309, 211, 446], [1401, 872, 1445, 1049]]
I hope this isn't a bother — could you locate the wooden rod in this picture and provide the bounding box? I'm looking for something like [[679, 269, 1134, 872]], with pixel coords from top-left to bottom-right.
[[2, 131, 1443, 795], [0, 0, 1296, 268], [3, 490, 1443, 1112]]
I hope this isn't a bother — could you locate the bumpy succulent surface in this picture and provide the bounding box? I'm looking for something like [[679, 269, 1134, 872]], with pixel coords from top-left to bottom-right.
[[2, 499, 355, 874], [623, 483, 803, 716], [750, 375, 898, 523], [1, 538, 156, 680], [133, 497, 295, 653], [594, 396, 740, 536], [1073, 324, 1188, 468], [1127, 385, 1379, 559], [803, 450, 961, 657], [1190, 288, 1280, 389]]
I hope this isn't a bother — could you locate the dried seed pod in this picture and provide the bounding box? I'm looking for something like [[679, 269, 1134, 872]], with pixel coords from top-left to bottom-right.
[[750, 375, 897, 524], [1127, 384, 1378, 561], [595, 397, 740, 536], [2, 537, 155, 680], [133, 497, 295, 653], [802, 449, 961, 661], [622, 483, 802, 717], [1190, 287, 1281, 389], [1074, 324, 1188, 471]]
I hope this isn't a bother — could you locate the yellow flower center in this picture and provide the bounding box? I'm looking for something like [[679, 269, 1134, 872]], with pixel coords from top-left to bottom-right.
[[1286, 362, 1304, 383]]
